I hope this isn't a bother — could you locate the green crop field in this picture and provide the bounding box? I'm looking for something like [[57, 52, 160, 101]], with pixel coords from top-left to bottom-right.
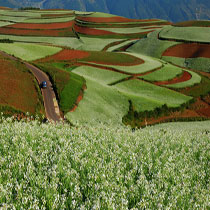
[[66, 78, 129, 125], [106, 39, 137, 52], [0, 10, 40, 17], [72, 65, 128, 85], [23, 16, 75, 23], [80, 52, 162, 74], [114, 79, 192, 111], [159, 26, 210, 43], [78, 37, 124, 51], [0, 21, 13, 27], [0, 119, 209, 209], [0, 42, 61, 61], [0, 15, 28, 22], [140, 63, 183, 81], [96, 27, 155, 34], [163, 56, 210, 73], [0, 34, 82, 48], [165, 70, 201, 89], [127, 30, 178, 58]]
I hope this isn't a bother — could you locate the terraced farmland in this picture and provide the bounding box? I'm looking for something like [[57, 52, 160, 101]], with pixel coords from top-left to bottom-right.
[[0, 8, 209, 126]]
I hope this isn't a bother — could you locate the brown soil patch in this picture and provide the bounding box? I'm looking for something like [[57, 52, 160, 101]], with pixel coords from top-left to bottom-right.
[[141, 97, 210, 126], [0, 27, 74, 37], [74, 24, 116, 35], [0, 53, 42, 114], [0, 6, 12, 10], [154, 70, 191, 85], [162, 43, 210, 58], [77, 16, 160, 23], [6, 21, 74, 30]]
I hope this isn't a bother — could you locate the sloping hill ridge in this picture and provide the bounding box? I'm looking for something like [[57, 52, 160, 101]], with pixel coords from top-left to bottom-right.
[[1, 0, 210, 22]]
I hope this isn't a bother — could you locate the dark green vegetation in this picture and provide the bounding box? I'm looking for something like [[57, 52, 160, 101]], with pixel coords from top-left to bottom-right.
[[35, 63, 85, 113]]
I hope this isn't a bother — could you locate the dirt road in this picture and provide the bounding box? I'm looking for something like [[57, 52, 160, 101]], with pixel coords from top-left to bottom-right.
[[0, 51, 61, 122]]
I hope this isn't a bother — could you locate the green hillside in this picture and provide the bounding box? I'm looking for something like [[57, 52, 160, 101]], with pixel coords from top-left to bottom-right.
[[0, 8, 209, 126]]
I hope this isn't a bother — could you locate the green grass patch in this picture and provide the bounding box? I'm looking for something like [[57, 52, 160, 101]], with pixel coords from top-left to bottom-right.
[[66, 77, 129, 125], [162, 56, 210, 73], [140, 63, 183, 81], [0, 42, 62, 61], [0, 21, 13, 27], [159, 26, 210, 43], [114, 79, 192, 112], [78, 37, 123, 51], [127, 30, 178, 58], [23, 16, 75, 23], [81, 52, 162, 74], [0, 34, 82, 48], [72, 65, 128, 85], [165, 70, 201, 89]]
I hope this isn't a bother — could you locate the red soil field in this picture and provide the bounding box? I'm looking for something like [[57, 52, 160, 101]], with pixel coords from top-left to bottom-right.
[[74, 24, 116, 35], [162, 43, 210, 58], [77, 16, 160, 23], [0, 6, 12, 10], [38, 49, 144, 67], [0, 53, 41, 114], [6, 21, 74, 30], [0, 27, 74, 37], [154, 70, 192, 85], [38, 49, 90, 62], [173, 20, 210, 27]]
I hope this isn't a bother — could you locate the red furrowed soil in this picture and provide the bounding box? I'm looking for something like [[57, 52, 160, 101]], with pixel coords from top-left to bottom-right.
[[0, 27, 74, 37], [74, 24, 116, 35], [0, 53, 42, 114], [140, 97, 210, 127], [38, 49, 90, 62], [77, 16, 160, 23], [38, 49, 144, 66], [6, 21, 74, 30], [154, 70, 191, 85], [163, 43, 210, 58]]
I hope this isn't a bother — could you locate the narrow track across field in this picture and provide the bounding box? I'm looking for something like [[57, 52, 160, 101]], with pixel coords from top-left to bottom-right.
[[0, 51, 61, 122]]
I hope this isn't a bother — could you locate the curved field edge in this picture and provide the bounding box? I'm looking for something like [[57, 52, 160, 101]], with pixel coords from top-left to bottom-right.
[[0, 119, 209, 209], [164, 70, 201, 89], [79, 52, 162, 74], [139, 64, 183, 82], [0, 42, 62, 61]]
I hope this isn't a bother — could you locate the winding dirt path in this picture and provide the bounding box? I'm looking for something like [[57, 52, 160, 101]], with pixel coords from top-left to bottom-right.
[[0, 51, 61, 122]]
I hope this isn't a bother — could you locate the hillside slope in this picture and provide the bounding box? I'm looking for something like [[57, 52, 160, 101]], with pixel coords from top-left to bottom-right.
[[0, 0, 210, 22]]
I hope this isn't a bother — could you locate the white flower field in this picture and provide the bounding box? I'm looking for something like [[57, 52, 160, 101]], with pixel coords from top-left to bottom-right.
[[0, 118, 209, 209]]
